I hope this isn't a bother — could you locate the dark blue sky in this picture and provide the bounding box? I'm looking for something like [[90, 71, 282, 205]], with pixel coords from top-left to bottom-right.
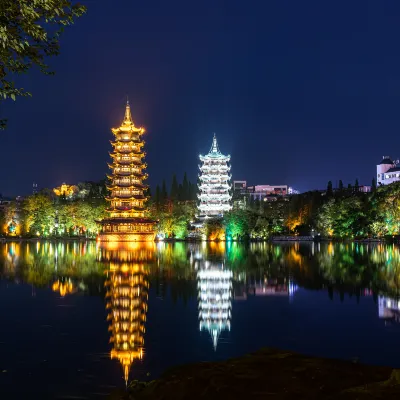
[[2, 0, 400, 196]]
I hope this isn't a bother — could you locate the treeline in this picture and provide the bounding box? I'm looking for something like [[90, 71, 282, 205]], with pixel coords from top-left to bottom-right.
[[149, 173, 197, 239], [153, 172, 197, 204], [0, 181, 107, 237], [4, 175, 400, 241], [195, 180, 400, 241]]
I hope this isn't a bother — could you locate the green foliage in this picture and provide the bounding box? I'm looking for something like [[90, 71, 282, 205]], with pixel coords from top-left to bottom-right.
[[224, 209, 250, 239], [153, 201, 196, 239], [19, 192, 106, 236], [23, 193, 54, 234], [0, 0, 86, 128]]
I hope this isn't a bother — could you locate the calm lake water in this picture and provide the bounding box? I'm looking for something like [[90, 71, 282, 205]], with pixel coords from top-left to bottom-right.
[[1, 240, 400, 399]]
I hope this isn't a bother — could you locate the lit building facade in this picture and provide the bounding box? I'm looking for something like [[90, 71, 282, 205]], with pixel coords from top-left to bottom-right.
[[377, 156, 400, 185], [198, 134, 232, 218], [232, 181, 299, 209], [99, 102, 156, 241], [53, 183, 78, 198], [196, 258, 232, 350]]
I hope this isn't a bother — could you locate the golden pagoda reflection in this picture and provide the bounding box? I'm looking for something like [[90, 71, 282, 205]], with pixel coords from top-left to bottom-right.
[[100, 242, 153, 384]]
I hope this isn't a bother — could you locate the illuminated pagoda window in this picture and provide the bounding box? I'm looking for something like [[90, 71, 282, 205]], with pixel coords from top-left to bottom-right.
[[198, 134, 232, 218], [197, 260, 232, 350], [105, 261, 149, 384], [98, 101, 156, 242]]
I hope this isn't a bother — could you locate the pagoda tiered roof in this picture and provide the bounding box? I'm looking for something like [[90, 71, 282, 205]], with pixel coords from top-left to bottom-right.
[[101, 217, 156, 224], [109, 152, 145, 159], [105, 194, 146, 201], [110, 139, 144, 146], [107, 161, 146, 169], [107, 175, 147, 186]]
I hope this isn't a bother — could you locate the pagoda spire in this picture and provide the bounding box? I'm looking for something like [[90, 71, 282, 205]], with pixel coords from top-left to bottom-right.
[[123, 99, 133, 125], [210, 133, 220, 154]]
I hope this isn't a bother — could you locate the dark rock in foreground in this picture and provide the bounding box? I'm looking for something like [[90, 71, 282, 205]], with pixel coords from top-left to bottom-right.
[[114, 348, 400, 399]]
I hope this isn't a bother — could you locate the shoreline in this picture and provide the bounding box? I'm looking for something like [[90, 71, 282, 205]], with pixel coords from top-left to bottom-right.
[[0, 237, 96, 242], [0, 236, 388, 244], [115, 348, 400, 399]]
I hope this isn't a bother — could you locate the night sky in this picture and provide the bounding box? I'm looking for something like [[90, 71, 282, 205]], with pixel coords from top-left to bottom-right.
[[2, 0, 400, 196]]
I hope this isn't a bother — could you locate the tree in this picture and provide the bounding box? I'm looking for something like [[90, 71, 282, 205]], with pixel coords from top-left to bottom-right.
[[161, 180, 168, 202], [224, 209, 250, 240], [188, 181, 197, 201], [178, 184, 183, 201], [327, 181, 333, 196], [155, 185, 161, 204], [182, 172, 189, 200], [338, 180, 344, 191], [170, 174, 179, 200], [372, 177, 376, 192], [23, 193, 53, 234], [0, 0, 86, 129]]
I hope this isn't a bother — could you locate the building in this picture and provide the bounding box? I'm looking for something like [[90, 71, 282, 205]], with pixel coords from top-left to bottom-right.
[[53, 183, 78, 199], [98, 101, 156, 242], [196, 259, 232, 350], [233, 180, 247, 193], [232, 181, 298, 208], [197, 134, 232, 218], [247, 184, 289, 200], [377, 156, 400, 185]]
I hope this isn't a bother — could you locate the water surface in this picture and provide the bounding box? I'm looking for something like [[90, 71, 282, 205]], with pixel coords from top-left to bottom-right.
[[1, 240, 400, 399]]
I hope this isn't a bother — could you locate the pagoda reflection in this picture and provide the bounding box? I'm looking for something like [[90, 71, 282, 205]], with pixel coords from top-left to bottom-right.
[[99, 242, 154, 384], [194, 243, 233, 350]]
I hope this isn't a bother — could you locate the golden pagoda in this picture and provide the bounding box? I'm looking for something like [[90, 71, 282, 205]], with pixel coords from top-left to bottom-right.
[[98, 101, 156, 242]]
